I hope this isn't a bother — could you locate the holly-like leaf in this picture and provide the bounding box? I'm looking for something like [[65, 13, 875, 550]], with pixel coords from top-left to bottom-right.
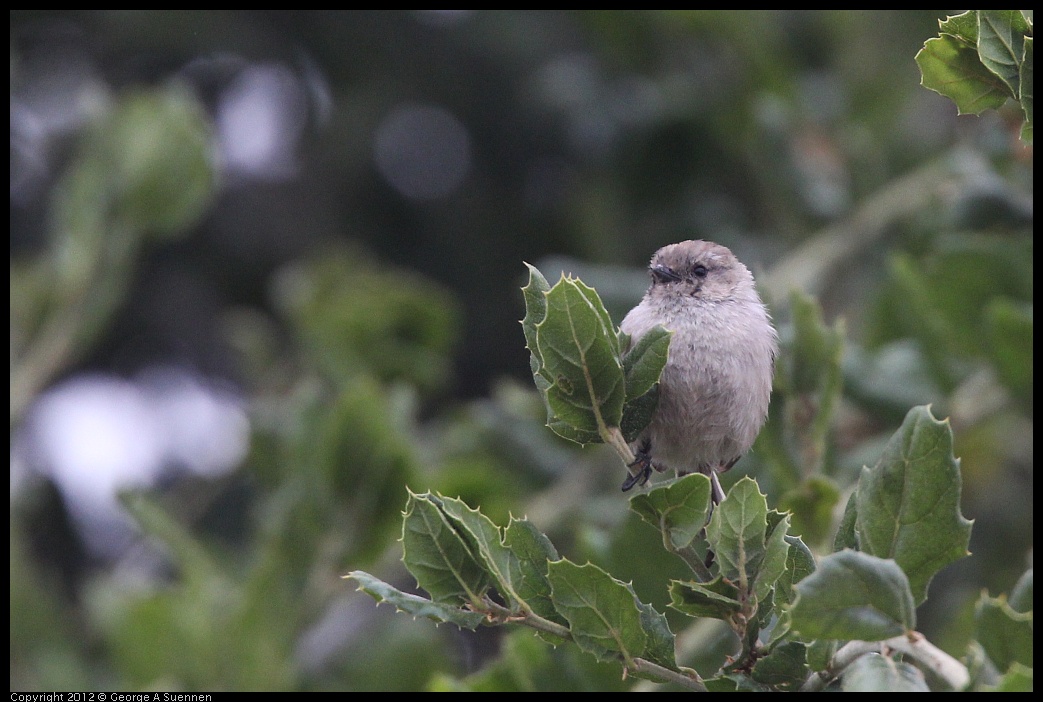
[[853, 405, 972, 605], [346, 570, 485, 630], [400, 490, 490, 605], [790, 550, 916, 642], [521, 262, 551, 379], [916, 10, 1033, 143], [435, 496, 532, 613], [976, 10, 1030, 97], [754, 511, 792, 602], [546, 559, 647, 665], [629, 473, 712, 552], [536, 275, 626, 444], [975, 592, 1034, 672], [917, 34, 1011, 114], [633, 599, 679, 675], [706, 477, 769, 591], [668, 577, 742, 620], [502, 517, 566, 627]]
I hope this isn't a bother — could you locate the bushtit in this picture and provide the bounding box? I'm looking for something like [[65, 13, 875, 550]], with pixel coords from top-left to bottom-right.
[[620, 240, 778, 501]]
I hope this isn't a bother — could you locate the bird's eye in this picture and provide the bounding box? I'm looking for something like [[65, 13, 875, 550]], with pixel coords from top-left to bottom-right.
[[692, 265, 708, 278]]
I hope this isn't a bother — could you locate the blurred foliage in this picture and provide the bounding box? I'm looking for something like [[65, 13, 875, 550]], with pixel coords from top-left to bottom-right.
[[10, 10, 1032, 693]]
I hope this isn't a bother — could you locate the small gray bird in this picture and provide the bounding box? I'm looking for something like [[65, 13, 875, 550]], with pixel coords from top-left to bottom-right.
[[619, 240, 778, 502]]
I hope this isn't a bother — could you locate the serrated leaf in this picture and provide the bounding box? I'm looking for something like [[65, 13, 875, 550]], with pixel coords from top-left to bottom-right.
[[668, 576, 742, 620], [977, 10, 1030, 97], [975, 593, 1034, 671], [521, 263, 551, 378], [435, 496, 531, 614], [401, 490, 490, 605], [917, 35, 1011, 114], [840, 653, 929, 692], [633, 599, 679, 675], [346, 570, 485, 630], [853, 405, 972, 605], [777, 534, 816, 607], [751, 640, 808, 691], [502, 517, 566, 627], [536, 275, 626, 442], [706, 477, 769, 590], [547, 559, 647, 665], [938, 10, 978, 45], [768, 533, 817, 647], [621, 324, 671, 400], [754, 511, 791, 602], [790, 550, 916, 641], [629, 473, 712, 551]]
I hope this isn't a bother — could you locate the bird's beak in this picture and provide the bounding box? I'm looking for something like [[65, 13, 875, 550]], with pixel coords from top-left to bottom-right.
[[651, 264, 681, 283]]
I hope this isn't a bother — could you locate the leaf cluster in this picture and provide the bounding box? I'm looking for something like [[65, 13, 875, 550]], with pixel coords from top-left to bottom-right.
[[916, 10, 1033, 141]]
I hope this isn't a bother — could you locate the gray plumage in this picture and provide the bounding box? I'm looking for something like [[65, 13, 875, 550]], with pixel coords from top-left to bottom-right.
[[620, 240, 777, 495]]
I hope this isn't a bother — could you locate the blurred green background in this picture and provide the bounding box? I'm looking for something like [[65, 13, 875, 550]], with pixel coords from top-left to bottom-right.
[[10, 10, 1032, 692]]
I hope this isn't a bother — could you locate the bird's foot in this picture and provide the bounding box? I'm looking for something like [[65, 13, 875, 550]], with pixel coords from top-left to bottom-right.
[[622, 447, 654, 492]]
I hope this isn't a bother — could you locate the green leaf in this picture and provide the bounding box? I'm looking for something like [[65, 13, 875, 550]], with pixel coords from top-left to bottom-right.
[[617, 324, 670, 444], [916, 35, 1011, 114], [502, 518, 567, 627], [620, 385, 660, 444], [621, 324, 671, 400], [705, 477, 769, 591], [833, 492, 859, 552], [790, 550, 916, 641], [400, 490, 490, 605], [536, 275, 626, 444], [668, 577, 742, 620], [751, 641, 808, 691], [346, 571, 485, 630], [778, 535, 816, 607], [546, 559, 647, 665], [977, 10, 1030, 97], [628, 473, 712, 551], [975, 593, 1034, 671], [754, 511, 791, 602], [521, 263, 551, 378], [633, 599, 679, 674], [768, 534, 817, 645], [435, 496, 533, 614], [853, 405, 972, 605], [938, 10, 978, 45], [840, 653, 930, 692]]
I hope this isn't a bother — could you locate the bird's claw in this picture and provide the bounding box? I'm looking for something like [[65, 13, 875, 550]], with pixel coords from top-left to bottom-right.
[[621, 449, 654, 492]]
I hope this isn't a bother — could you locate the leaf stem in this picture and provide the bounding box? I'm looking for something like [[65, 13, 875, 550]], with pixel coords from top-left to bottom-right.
[[630, 658, 707, 692]]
